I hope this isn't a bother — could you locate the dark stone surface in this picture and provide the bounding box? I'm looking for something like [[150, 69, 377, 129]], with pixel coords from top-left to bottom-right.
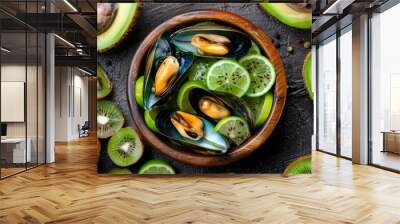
[[97, 3, 313, 174]]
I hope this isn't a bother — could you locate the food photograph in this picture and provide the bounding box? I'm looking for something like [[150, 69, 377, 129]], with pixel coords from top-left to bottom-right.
[[96, 2, 313, 175]]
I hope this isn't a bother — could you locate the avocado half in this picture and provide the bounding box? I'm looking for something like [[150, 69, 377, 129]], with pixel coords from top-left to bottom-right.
[[302, 52, 313, 100], [260, 3, 311, 29], [97, 3, 141, 52]]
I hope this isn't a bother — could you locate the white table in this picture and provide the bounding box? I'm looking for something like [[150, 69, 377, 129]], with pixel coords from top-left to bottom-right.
[[1, 138, 31, 163]]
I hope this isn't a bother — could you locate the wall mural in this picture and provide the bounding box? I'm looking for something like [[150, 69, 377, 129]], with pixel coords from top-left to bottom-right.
[[97, 3, 313, 175]]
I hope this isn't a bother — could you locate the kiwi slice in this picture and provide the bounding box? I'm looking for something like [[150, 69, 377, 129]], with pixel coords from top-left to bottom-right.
[[107, 127, 143, 167], [108, 168, 132, 174], [97, 100, 124, 139], [97, 65, 112, 99], [260, 3, 311, 29], [97, 3, 141, 52], [282, 155, 311, 177], [302, 52, 313, 100]]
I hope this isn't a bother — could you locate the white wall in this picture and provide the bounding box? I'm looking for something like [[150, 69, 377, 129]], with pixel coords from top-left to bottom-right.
[[54, 66, 89, 141]]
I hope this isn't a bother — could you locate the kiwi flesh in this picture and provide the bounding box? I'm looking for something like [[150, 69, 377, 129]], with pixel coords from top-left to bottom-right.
[[108, 168, 132, 174], [282, 155, 311, 177], [97, 65, 112, 99], [107, 127, 143, 167], [97, 100, 124, 139], [97, 3, 141, 52], [302, 52, 313, 100], [260, 3, 311, 29]]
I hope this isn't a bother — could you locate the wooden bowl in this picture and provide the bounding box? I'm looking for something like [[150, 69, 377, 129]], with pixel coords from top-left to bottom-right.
[[128, 9, 287, 167]]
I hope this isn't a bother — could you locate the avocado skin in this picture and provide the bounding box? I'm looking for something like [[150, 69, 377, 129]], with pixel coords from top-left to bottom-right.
[[260, 3, 311, 30], [97, 3, 142, 53]]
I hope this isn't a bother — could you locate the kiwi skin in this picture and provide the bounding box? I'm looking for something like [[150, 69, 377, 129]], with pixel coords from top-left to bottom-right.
[[97, 3, 142, 53]]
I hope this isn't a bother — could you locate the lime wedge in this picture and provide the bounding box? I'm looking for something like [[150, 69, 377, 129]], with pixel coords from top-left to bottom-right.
[[139, 160, 175, 175], [135, 76, 145, 108], [144, 110, 159, 133], [206, 59, 250, 97], [282, 155, 311, 177], [188, 58, 217, 85], [244, 92, 273, 127], [214, 116, 250, 146], [177, 80, 206, 113], [239, 55, 276, 97]]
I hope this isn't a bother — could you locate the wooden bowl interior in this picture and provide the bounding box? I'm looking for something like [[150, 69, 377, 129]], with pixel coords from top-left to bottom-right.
[[128, 10, 287, 167]]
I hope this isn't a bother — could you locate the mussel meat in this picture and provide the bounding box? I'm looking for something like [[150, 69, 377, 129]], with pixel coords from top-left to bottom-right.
[[188, 88, 254, 127], [170, 23, 251, 58], [155, 110, 229, 154], [153, 56, 179, 96], [198, 96, 231, 120], [191, 34, 231, 56], [171, 111, 204, 141]]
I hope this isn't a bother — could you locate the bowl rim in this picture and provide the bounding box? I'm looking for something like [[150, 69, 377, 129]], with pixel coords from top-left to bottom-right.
[[128, 9, 287, 167]]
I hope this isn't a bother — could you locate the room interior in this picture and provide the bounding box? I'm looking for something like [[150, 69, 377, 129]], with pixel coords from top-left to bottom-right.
[[0, 0, 399, 222]]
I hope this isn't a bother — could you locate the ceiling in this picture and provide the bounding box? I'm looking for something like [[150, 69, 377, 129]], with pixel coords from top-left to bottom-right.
[[0, 0, 96, 73]]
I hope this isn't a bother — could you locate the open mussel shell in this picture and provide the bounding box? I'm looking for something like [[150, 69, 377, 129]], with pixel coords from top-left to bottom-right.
[[188, 87, 254, 127], [170, 23, 251, 58], [143, 37, 194, 110], [155, 110, 229, 155]]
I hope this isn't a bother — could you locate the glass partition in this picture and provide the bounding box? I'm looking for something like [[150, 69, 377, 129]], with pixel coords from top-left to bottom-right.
[[339, 27, 352, 158], [0, 0, 46, 179], [317, 36, 337, 154], [370, 3, 400, 171]]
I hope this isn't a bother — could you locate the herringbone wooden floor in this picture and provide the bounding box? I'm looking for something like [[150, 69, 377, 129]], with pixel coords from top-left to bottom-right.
[[0, 136, 399, 224]]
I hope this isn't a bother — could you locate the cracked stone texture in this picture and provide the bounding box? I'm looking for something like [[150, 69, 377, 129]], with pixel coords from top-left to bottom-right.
[[97, 3, 313, 174]]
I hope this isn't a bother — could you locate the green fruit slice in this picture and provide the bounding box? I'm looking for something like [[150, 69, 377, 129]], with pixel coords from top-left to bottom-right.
[[107, 127, 143, 167], [109, 168, 132, 174], [188, 58, 217, 84], [135, 76, 145, 108], [206, 59, 250, 98], [214, 116, 250, 146], [244, 92, 273, 127], [97, 65, 112, 99], [144, 110, 159, 133], [302, 52, 313, 100], [138, 159, 175, 175], [97, 3, 140, 52], [282, 155, 311, 177], [239, 55, 276, 97], [97, 100, 125, 139], [177, 80, 206, 113], [260, 3, 311, 29]]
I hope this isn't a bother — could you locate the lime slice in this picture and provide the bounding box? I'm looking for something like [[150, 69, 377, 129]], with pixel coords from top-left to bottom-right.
[[144, 110, 159, 132], [188, 58, 217, 84], [239, 55, 276, 97], [244, 40, 261, 57], [206, 59, 250, 97], [139, 159, 175, 175], [177, 80, 206, 113], [214, 116, 250, 146], [302, 52, 313, 100], [244, 92, 273, 127], [282, 155, 311, 177], [135, 76, 145, 108]]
